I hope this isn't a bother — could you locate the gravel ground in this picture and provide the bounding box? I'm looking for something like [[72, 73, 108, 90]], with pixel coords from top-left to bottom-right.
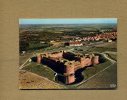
[[19, 70, 66, 89]]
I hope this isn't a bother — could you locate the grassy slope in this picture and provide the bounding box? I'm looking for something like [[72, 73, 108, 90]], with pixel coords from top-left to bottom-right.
[[83, 60, 111, 79], [22, 62, 55, 80]]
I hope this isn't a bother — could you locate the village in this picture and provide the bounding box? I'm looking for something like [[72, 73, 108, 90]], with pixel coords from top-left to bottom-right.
[[64, 32, 117, 47]]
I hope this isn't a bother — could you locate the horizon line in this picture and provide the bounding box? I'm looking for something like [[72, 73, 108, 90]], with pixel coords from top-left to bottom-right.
[[19, 18, 117, 25]]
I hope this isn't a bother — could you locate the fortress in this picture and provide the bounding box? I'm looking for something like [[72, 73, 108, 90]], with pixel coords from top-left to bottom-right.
[[32, 51, 99, 84]]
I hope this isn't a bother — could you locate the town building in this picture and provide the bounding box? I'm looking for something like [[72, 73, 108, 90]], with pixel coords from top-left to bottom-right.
[[64, 41, 83, 46]]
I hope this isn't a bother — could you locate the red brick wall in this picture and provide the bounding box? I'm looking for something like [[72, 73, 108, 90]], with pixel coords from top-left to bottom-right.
[[93, 56, 99, 64], [66, 75, 75, 84], [65, 64, 75, 75], [37, 54, 42, 64], [49, 52, 63, 58], [80, 57, 92, 67]]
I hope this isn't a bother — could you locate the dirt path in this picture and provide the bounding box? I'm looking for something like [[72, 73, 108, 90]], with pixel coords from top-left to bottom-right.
[[19, 70, 65, 89]]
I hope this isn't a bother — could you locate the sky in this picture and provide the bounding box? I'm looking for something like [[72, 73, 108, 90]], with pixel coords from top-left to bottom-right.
[[19, 18, 117, 25]]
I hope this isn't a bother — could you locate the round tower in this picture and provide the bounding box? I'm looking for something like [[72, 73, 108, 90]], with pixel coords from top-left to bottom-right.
[[37, 54, 42, 64], [93, 56, 99, 65], [65, 62, 75, 84]]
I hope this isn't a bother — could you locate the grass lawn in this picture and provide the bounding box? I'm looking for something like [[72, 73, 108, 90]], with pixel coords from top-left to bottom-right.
[[87, 46, 117, 53], [83, 60, 112, 79]]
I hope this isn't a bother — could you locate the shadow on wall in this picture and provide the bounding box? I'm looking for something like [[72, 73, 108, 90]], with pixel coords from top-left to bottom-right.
[[31, 56, 37, 62], [63, 52, 79, 61], [98, 54, 106, 63], [31, 56, 65, 74], [73, 68, 86, 84], [41, 57, 65, 74]]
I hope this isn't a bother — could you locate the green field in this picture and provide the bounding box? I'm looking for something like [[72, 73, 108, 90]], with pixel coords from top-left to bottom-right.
[[87, 46, 116, 53], [83, 60, 111, 79]]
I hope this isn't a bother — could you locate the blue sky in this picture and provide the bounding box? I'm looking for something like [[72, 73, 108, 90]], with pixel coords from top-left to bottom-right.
[[19, 18, 117, 24]]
